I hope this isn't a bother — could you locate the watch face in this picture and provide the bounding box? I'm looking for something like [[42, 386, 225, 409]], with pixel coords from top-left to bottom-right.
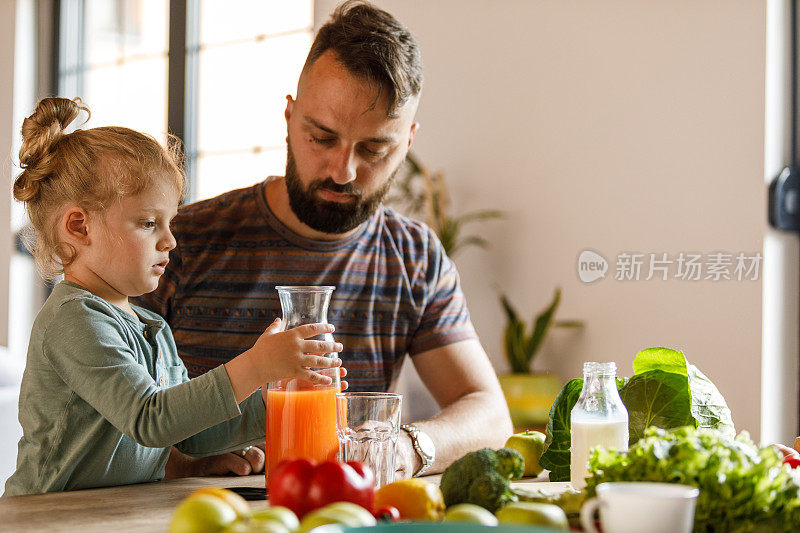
[[415, 430, 435, 460]]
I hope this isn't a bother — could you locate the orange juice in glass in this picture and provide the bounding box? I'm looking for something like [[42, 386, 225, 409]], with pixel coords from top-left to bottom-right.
[[266, 286, 340, 483]]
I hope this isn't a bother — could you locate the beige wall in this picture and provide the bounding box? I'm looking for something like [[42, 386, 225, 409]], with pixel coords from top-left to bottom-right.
[[317, 1, 767, 438]]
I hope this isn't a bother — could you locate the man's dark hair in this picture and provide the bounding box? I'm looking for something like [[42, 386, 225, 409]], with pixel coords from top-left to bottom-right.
[[304, 0, 423, 117]]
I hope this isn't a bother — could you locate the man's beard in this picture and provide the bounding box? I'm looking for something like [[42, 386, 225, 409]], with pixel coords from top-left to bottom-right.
[[284, 141, 398, 235]]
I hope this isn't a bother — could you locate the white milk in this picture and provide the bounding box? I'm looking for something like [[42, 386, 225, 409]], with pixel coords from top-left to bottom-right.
[[570, 418, 629, 490]]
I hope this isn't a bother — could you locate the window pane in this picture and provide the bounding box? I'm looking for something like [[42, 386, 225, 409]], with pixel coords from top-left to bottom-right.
[[196, 32, 310, 153], [85, 0, 168, 65], [84, 57, 168, 140], [85, 0, 123, 65], [200, 0, 312, 46], [69, 0, 169, 140], [195, 148, 286, 201], [121, 0, 169, 57]]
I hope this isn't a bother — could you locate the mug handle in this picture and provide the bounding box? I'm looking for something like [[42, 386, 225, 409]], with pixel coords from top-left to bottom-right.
[[580, 497, 602, 533]]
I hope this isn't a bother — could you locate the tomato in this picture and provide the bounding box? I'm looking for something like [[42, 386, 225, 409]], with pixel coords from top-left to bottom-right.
[[372, 505, 400, 522]]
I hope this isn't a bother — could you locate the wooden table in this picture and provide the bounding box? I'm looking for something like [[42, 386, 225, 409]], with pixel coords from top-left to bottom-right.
[[0, 474, 568, 532]]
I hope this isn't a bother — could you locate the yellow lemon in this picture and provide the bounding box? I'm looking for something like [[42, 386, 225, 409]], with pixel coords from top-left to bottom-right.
[[374, 479, 445, 520]]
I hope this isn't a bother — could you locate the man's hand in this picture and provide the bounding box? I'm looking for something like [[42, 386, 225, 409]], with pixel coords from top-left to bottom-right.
[[399, 340, 513, 475], [164, 444, 266, 479], [394, 430, 421, 480]]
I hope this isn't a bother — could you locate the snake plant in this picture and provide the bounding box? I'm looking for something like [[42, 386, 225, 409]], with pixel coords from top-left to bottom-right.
[[500, 288, 584, 374]]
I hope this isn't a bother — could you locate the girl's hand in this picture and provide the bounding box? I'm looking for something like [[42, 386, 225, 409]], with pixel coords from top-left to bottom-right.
[[251, 318, 343, 385], [225, 319, 345, 403]]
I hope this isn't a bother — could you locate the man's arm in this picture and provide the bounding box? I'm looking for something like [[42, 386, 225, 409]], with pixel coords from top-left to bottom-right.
[[394, 339, 513, 478]]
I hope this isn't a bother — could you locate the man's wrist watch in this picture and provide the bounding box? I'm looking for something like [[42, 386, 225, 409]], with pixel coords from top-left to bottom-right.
[[401, 424, 435, 477]]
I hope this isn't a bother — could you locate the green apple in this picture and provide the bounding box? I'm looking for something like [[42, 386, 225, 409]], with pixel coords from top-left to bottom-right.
[[248, 507, 300, 531], [505, 430, 547, 477], [314, 502, 376, 528], [443, 503, 499, 525], [495, 501, 569, 530], [170, 494, 238, 533], [298, 502, 376, 533]]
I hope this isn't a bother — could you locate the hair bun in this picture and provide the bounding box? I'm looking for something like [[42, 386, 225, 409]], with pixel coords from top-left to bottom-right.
[[18, 97, 89, 168]]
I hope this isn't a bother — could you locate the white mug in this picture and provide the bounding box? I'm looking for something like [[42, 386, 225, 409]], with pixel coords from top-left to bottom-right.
[[580, 482, 699, 533]]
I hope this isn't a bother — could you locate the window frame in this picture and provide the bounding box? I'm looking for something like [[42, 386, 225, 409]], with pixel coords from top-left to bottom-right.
[[56, 0, 198, 197], [55, 0, 313, 203]]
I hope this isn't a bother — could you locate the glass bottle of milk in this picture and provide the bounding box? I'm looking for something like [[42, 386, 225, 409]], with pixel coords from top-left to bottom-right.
[[570, 362, 628, 490]]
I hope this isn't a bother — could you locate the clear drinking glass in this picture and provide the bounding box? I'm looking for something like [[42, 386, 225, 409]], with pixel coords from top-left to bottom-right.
[[265, 286, 340, 481], [336, 392, 402, 488], [570, 362, 629, 490]]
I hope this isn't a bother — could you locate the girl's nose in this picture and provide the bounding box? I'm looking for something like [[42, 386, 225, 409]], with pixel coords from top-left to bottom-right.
[[159, 230, 177, 252]]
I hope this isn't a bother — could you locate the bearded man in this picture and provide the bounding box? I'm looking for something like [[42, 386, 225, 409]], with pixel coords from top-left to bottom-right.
[[136, 0, 512, 480]]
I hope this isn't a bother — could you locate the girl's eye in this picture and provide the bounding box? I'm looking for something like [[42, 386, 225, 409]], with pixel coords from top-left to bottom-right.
[[142, 221, 156, 229]]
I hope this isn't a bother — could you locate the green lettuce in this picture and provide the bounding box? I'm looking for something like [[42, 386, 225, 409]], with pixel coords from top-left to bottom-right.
[[586, 426, 800, 532], [539, 347, 734, 482]]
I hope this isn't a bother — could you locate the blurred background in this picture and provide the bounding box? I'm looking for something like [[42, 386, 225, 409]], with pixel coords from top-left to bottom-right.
[[0, 0, 765, 485]]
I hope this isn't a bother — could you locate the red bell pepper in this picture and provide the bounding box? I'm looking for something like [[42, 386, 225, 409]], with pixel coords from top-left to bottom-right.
[[267, 458, 375, 518]]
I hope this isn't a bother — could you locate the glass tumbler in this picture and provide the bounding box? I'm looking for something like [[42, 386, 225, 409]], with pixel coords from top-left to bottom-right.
[[336, 392, 402, 488]]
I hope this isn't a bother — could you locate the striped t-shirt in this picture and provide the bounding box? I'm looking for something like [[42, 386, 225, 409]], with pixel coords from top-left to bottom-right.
[[134, 178, 477, 391]]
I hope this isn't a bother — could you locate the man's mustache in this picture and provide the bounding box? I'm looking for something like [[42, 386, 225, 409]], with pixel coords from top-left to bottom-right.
[[311, 178, 363, 198]]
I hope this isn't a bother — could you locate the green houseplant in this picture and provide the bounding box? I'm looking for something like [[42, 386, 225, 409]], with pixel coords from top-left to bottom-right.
[[388, 152, 503, 257], [498, 288, 584, 431]]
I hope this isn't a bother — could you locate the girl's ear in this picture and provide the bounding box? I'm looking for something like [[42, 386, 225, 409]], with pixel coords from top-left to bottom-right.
[[61, 207, 90, 245]]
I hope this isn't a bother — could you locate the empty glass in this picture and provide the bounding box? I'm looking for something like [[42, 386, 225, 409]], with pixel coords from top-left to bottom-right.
[[336, 392, 402, 488]]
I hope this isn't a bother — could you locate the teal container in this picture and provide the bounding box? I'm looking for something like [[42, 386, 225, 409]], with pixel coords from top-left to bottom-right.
[[313, 523, 567, 533]]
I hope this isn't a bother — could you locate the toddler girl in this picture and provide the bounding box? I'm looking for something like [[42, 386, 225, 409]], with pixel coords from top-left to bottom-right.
[[4, 97, 344, 496]]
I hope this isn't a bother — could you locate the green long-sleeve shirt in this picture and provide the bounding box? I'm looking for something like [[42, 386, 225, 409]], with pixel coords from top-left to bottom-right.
[[4, 281, 266, 496]]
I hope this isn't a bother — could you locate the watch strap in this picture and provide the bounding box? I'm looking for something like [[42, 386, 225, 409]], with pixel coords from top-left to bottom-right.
[[401, 424, 434, 477]]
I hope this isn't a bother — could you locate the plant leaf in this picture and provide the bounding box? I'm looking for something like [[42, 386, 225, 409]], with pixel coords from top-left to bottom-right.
[[619, 370, 695, 445], [455, 209, 505, 224], [632, 347, 689, 376], [525, 288, 562, 361], [505, 320, 528, 373], [456, 235, 489, 250], [686, 365, 736, 438], [499, 293, 520, 323], [500, 294, 530, 372], [405, 152, 423, 174], [632, 347, 735, 438], [539, 378, 584, 481], [553, 320, 585, 329]]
